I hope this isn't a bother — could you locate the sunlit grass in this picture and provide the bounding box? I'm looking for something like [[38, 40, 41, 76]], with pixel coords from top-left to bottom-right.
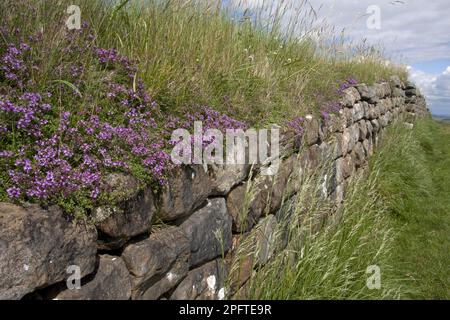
[[1, 0, 406, 127], [228, 118, 450, 299]]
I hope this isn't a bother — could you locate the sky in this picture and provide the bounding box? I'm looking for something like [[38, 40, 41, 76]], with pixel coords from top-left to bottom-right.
[[227, 0, 450, 116]]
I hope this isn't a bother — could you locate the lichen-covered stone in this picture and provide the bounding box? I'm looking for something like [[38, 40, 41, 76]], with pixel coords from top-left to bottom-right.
[[357, 120, 368, 141], [353, 102, 365, 121], [341, 87, 361, 106], [351, 142, 366, 168], [335, 154, 354, 184], [170, 259, 227, 300], [356, 84, 379, 104], [209, 163, 250, 196]]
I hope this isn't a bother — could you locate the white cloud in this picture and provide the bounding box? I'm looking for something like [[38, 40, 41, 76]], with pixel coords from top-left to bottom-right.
[[228, 0, 450, 64], [408, 65, 450, 116], [227, 0, 450, 115]]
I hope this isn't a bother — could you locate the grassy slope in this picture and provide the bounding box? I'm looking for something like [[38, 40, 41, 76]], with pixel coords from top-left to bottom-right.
[[239, 118, 449, 300]]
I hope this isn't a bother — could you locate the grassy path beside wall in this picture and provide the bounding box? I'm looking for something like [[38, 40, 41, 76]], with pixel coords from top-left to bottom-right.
[[378, 119, 450, 299]]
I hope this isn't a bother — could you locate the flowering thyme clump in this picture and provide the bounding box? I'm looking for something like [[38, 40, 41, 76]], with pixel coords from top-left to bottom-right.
[[286, 116, 305, 137], [0, 24, 248, 214], [0, 26, 172, 212], [337, 77, 358, 96]]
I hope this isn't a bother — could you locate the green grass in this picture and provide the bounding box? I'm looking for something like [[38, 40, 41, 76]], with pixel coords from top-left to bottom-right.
[[375, 119, 450, 299], [231, 118, 450, 300], [1, 0, 406, 127]]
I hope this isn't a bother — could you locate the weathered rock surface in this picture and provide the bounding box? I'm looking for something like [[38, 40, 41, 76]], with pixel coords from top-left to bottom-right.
[[252, 215, 278, 266], [170, 259, 227, 300], [158, 165, 212, 221], [356, 84, 379, 104], [341, 87, 361, 106], [180, 198, 232, 267], [303, 115, 320, 146], [226, 181, 269, 233], [0, 203, 97, 300], [335, 154, 355, 184], [55, 255, 131, 300], [94, 174, 156, 250], [121, 226, 189, 299], [209, 163, 250, 195]]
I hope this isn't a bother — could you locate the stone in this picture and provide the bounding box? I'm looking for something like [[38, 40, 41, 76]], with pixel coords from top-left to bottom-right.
[[121, 226, 190, 299], [335, 154, 354, 184], [331, 133, 345, 159], [209, 163, 250, 196], [362, 139, 372, 157], [357, 120, 368, 141], [366, 120, 373, 137], [356, 84, 379, 104], [404, 81, 416, 90], [345, 107, 356, 127], [378, 100, 387, 115], [405, 112, 416, 123], [405, 88, 417, 97], [371, 119, 381, 133], [384, 98, 394, 111], [353, 103, 365, 121], [350, 123, 360, 146], [252, 215, 278, 266], [298, 144, 323, 174], [180, 198, 232, 267], [351, 142, 366, 168], [341, 129, 352, 155], [341, 87, 361, 106], [331, 183, 345, 204], [158, 165, 212, 221], [335, 110, 348, 132], [0, 203, 97, 300], [55, 255, 131, 300], [380, 82, 392, 97], [138, 253, 189, 300], [365, 103, 379, 120], [227, 236, 255, 292], [232, 215, 277, 269], [170, 259, 227, 300], [389, 75, 403, 89], [94, 174, 156, 250], [303, 115, 320, 146], [268, 156, 294, 214], [392, 87, 406, 98], [226, 181, 269, 233], [379, 114, 389, 127]]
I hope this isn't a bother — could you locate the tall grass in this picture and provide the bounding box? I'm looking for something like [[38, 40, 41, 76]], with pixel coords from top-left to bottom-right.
[[1, 0, 406, 127], [228, 118, 450, 299], [230, 160, 401, 299], [373, 119, 450, 299]]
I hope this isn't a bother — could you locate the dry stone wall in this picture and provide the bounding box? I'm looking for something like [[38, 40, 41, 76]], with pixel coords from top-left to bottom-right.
[[0, 76, 429, 300]]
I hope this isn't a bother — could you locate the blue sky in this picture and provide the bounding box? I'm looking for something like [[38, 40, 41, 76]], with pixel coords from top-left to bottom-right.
[[225, 0, 450, 116]]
